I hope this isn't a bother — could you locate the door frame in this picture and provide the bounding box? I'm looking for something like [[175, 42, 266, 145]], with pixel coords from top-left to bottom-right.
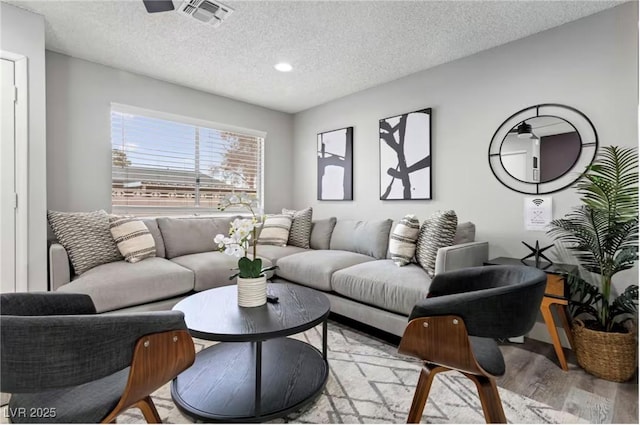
[[1, 50, 29, 292]]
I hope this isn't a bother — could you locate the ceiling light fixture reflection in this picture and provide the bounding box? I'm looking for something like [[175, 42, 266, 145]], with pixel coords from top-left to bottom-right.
[[517, 121, 534, 139], [274, 63, 293, 72]]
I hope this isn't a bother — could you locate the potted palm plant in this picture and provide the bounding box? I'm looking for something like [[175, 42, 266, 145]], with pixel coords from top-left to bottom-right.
[[547, 146, 638, 382]]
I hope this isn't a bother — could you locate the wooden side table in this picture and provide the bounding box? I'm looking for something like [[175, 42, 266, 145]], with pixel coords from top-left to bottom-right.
[[484, 257, 575, 371]]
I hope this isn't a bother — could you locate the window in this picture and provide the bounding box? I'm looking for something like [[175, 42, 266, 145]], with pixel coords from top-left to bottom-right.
[[111, 104, 264, 215]]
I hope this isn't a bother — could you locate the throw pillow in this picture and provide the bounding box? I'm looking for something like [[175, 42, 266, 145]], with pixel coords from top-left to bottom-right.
[[454, 222, 476, 245], [257, 214, 293, 246], [47, 210, 123, 275], [389, 214, 421, 266], [282, 207, 313, 249], [109, 216, 157, 263], [415, 210, 458, 276]]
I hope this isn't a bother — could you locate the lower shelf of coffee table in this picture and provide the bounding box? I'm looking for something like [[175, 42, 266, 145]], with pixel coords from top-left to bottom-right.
[[171, 337, 328, 422]]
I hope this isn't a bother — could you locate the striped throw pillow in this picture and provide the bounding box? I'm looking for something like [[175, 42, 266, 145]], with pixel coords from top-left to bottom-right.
[[109, 216, 156, 263], [258, 214, 293, 246], [415, 210, 458, 276], [389, 214, 420, 266], [48, 210, 123, 275], [282, 207, 313, 249]]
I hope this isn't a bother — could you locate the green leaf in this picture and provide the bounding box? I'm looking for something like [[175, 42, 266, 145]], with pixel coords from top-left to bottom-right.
[[611, 285, 639, 321], [261, 265, 278, 274], [235, 256, 263, 278], [250, 258, 263, 277]]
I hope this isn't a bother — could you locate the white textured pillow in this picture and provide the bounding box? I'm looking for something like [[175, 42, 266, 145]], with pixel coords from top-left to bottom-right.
[[389, 214, 420, 266], [109, 216, 156, 263], [258, 214, 293, 246], [415, 210, 458, 276]]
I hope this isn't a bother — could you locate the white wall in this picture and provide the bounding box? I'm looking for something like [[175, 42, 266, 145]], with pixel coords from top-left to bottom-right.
[[46, 52, 294, 215], [0, 3, 48, 291], [293, 3, 638, 297]]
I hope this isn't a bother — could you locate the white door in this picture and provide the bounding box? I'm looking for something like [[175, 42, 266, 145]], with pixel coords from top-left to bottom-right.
[[501, 150, 528, 181], [1, 58, 16, 293]]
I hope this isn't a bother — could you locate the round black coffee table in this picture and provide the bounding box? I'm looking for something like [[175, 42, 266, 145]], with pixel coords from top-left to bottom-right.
[[171, 283, 330, 422]]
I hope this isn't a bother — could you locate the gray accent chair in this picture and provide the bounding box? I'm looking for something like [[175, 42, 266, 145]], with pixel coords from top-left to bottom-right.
[[398, 265, 547, 423], [1, 292, 195, 423]]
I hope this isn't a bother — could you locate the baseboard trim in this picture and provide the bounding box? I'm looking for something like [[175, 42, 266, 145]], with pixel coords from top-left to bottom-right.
[[527, 321, 571, 349]]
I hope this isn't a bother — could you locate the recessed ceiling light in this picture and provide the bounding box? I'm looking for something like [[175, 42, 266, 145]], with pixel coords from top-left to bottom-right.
[[274, 63, 293, 72]]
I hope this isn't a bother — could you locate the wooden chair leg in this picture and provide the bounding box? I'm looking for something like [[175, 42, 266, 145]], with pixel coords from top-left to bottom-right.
[[554, 303, 575, 350], [407, 364, 447, 423], [136, 396, 162, 424], [464, 373, 506, 424], [540, 298, 569, 371]]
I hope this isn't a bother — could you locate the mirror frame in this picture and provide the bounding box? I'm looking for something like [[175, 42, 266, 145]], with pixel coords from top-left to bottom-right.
[[488, 104, 598, 195]]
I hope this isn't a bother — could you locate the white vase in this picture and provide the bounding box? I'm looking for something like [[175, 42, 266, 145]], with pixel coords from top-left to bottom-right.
[[237, 275, 267, 307]]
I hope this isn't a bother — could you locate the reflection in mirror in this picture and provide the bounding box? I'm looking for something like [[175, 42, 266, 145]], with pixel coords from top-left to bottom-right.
[[500, 116, 581, 183]]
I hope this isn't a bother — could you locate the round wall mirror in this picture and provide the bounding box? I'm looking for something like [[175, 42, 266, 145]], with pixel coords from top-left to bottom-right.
[[489, 104, 598, 194]]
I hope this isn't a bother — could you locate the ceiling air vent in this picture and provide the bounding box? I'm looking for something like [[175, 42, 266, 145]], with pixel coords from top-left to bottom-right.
[[178, 0, 234, 27]]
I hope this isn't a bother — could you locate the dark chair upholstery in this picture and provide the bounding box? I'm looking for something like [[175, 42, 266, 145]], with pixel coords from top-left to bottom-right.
[[398, 265, 547, 423], [1, 292, 196, 423]]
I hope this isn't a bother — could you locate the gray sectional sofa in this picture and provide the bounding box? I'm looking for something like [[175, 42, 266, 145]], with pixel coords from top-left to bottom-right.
[[49, 216, 488, 336]]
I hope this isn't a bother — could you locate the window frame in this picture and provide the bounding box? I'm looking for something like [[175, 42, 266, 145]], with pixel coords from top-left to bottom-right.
[[110, 103, 266, 216]]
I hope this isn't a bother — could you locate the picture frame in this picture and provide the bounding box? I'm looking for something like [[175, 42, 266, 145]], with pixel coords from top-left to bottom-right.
[[379, 108, 432, 200], [317, 127, 353, 201]]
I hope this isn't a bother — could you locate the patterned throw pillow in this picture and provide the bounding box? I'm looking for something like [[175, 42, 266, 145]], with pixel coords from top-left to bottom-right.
[[47, 210, 123, 275], [389, 214, 421, 266], [415, 210, 458, 276], [257, 214, 293, 246], [282, 207, 313, 249], [109, 216, 156, 263]]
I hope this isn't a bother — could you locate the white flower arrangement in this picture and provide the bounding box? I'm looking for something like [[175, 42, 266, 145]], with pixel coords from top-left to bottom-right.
[[214, 192, 275, 279], [214, 217, 260, 258]]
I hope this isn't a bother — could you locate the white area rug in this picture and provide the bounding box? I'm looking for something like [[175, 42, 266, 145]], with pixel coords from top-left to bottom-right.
[[116, 321, 584, 424]]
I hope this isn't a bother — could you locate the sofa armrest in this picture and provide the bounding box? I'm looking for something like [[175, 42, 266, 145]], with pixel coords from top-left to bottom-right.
[[49, 243, 71, 291], [434, 241, 489, 275]]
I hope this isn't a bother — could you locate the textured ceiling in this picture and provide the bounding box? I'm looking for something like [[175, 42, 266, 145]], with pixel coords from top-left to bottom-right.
[[7, 0, 623, 113]]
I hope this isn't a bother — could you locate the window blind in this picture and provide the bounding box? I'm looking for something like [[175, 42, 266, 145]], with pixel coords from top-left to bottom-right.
[[111, 107, 264, 215]]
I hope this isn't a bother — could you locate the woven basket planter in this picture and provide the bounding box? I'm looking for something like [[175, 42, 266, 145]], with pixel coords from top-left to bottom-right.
[[572, 319, 637, 382]]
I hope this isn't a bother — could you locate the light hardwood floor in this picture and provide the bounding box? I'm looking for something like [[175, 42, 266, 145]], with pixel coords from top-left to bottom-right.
[[334, 314, 638, 424], [498, 338, 638, 424]]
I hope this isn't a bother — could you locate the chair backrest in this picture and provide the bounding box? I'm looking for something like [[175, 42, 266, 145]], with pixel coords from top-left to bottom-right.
[[409, 265, 547, 338], [1, 293, 188, 393], [0, 292, 96, 316]]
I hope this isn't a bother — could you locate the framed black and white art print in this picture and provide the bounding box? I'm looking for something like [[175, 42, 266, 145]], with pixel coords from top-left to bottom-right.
[[317, 127, 353, 201], [379, 108, 431, 200]]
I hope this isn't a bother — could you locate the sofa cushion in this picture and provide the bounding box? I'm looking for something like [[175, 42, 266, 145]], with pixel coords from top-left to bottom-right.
[[141, 218, 165, 258], [47, 210, 123, 275], [157, 217, 234, 259], [171, 252, 274, 291], [332, 260, 432, 316], [109, 216, 156, 263], [330, 219, 393, 259], [255, 245, 309, 266], [276, 250, 375, 291], [282, 207, 313, 249], [454, 222, 476, 245], [57, 258, 193, 313], [415, 211, 458, 276], [310, 217, 336, 250]]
